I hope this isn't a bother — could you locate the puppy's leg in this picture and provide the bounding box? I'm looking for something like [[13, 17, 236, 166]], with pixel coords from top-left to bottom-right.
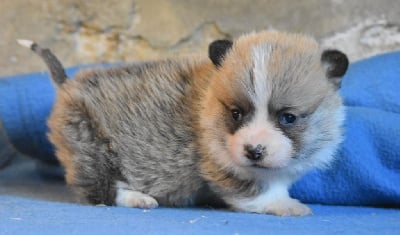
[[228, 183, 312, 216], [115, 181, 159, 209], [49, 104, 123, 205]]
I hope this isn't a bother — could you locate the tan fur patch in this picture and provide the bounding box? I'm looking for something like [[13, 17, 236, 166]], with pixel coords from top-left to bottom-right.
[[47, 91, 77, 185]]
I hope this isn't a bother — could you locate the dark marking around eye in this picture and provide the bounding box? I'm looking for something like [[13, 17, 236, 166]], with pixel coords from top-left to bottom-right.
[[273, 109, 308, 153], [218, 98, 255, 135]]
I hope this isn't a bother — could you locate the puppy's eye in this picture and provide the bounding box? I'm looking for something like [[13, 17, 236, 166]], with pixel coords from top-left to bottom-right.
[[231, 109, 242, 121], [279, 113, 297, 125]]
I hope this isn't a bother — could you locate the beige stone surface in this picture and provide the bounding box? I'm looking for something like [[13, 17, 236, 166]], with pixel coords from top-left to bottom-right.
[[1, 0, 400, 77]]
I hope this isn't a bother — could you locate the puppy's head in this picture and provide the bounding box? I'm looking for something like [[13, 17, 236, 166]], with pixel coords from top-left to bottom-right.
[[200, 31, 348, 175]]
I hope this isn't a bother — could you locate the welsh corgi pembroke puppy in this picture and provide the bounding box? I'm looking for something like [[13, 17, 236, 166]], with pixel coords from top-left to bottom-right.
[[18, 31, 348, 216]]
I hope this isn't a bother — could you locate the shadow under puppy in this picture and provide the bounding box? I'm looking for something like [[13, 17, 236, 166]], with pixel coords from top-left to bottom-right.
[[0, 119, 17, 169], [18, 31, 348, 216]]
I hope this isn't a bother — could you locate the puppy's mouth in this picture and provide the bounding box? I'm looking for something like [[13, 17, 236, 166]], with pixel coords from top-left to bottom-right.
[[249, 162, 269, 169], [248, 162, 286, 170]]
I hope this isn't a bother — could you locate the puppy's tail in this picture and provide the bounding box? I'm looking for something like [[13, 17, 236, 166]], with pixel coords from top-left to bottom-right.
[[17, 39, 68, 86]]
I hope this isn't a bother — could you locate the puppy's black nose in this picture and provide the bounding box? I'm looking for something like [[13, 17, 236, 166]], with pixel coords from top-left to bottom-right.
[[245, 144, 265, 161]]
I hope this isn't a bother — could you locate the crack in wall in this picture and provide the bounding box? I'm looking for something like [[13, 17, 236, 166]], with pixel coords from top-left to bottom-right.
[[57, 19, 231, 62], [169, 21, 232, 50]]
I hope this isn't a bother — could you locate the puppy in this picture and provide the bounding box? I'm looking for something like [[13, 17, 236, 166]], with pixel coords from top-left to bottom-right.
[[18, 31, 348, 216]]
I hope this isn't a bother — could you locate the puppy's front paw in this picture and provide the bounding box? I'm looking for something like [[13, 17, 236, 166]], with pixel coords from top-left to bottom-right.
[[116, 189, 159, 209], [263, 198, 312, 216], [129, 193, 159, 209]]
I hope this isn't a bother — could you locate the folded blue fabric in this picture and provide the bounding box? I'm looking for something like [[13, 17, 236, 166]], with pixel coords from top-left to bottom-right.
[[0, 53, 399, 207]]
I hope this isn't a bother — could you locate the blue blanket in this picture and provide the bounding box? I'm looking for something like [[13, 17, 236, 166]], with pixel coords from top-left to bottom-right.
[[1, 196, 399, 235], [0, 53, 399, 207]]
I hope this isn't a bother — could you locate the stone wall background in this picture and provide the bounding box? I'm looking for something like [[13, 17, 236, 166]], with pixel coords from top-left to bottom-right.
[[1, 0, 400, 77]]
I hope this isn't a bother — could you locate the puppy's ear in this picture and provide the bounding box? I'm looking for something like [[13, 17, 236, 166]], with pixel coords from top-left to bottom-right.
[[321, 50, 349, 89], [208, 39, 233, 67]]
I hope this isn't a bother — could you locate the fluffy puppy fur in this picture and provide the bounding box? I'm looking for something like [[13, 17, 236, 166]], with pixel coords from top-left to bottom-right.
[[18, 31, 348, 216]]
